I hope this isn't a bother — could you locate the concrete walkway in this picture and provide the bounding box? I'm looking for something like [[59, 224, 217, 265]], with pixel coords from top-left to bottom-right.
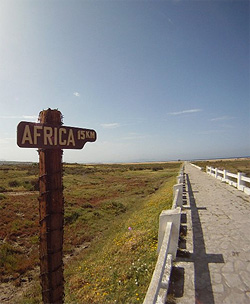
[[171, 162, 250, 304]]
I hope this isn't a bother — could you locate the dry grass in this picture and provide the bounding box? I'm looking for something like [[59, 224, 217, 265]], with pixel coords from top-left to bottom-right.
[[193, 158, 250, 177], [0, 162, 181, 303]]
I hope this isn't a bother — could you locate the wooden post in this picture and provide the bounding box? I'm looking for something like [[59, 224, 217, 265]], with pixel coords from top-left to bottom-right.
[[17, 108, 97, 303], [38, 109, 64, 304]]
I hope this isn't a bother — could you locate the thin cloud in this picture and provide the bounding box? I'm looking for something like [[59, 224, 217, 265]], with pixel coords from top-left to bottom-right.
[[195, 129, 225, 135], [73, 92, 80, 97], [210, 116, 235, 122], [0, 115, 20, 119], [23, 115, 38, 120], [0, 115, 37, 120], [168, 109, 202, 115], [101, 123, 120, 129], [168, 18, 174, 25], [123, 133, 147, 140]]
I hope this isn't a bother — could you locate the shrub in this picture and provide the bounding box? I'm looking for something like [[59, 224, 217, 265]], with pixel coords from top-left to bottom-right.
[[152, 167, 163, 171], [0, 186, 6, 193], [30, 179, 39, 191], [65, 210, 81, 225], [8, 180, 20, 187], [0, 243, 22, 273], [0, 194, 6, 200], [81, 203, 93, 209], [103, 201, 127, 215]]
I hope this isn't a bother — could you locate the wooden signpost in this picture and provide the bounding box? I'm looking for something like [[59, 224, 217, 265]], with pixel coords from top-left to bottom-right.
[[17, 109, 97, 304]]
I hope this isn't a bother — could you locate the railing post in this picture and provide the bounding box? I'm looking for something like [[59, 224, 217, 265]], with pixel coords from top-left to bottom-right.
[[223, 169, 228, 182], [177, 174, 183, 184], [157, 208, 181, 259], [143, 223, 173, 304], [207, 166, 211, 175], [215, 167, 218, 179], [206, 165, 250, 195], [237, 172, 246, 191], [172, 189, 183, 208], [173, 183, 183, 198]]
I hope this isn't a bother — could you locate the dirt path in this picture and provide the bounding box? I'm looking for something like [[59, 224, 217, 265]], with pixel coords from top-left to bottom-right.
[[173, 162, 250, 304], [0, 268, 39, 303], [4, 191, 38, 196], [0, 242, 90, 303]]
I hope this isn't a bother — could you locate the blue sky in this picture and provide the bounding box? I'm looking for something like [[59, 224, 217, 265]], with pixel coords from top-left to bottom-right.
[[0, 0, 249, 163]]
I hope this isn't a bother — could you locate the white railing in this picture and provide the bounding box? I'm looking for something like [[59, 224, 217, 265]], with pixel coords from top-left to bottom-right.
[[143, 168, 184, 304], [190, 163, 202, 170], [206, 166, 250, 195]]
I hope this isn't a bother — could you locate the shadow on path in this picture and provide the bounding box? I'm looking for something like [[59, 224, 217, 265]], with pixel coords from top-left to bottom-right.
[[170, 174, 225, 304]]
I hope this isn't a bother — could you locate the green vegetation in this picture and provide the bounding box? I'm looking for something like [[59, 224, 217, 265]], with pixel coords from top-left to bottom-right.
[[2, 158, 248, 302], [0, 242, 35, 280], [0, 163, 39, 192], [0, 193, 6, 200], [63, 165, 178, 304], [193, 158, 250, 177], [0, 162, 180, 303]]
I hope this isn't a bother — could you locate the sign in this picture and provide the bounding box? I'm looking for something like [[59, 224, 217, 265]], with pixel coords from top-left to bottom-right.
[[17, 121, 97, 149], [17, 109, 97, 304]]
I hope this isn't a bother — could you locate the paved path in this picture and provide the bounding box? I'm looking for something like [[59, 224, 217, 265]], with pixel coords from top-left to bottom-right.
[[172, 162, 250, 304]]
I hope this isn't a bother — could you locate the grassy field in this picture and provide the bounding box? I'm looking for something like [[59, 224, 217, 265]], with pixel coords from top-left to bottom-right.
[[192, 158, 250, 177], [0, 162, 181, 303]]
